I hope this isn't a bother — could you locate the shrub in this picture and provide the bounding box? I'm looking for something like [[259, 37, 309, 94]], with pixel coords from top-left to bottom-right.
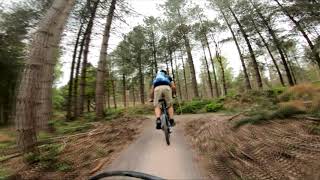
[[206, 102, 223, 112], [104, 108, 124, 120], [234, 105, 305, 129], [176, 100, 211, 114]]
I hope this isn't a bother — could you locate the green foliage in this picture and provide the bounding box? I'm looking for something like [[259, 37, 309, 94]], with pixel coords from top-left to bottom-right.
[[0, 141, 15, 150], [104, 108, 125, 121], [206, 102, 224, 112], [25, 144, 73, 171], [234, 106, 305, 128], [52, 88, 65, 110], [0, 168, 11, 179], [49, 119, 92, 135], [126, 105, 154, 115], [175, 100, 221, 114]]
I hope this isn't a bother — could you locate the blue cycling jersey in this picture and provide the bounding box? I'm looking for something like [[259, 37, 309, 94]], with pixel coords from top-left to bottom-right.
[[152, 72, 173, 87]]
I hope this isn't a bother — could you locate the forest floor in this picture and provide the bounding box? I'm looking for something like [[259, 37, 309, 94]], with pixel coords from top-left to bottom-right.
[[185, 113, 320, 179], [0, 113, 148, 179]]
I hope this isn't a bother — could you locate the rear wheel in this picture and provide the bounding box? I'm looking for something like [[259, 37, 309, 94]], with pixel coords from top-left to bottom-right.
[[162, 115, 170, 146]]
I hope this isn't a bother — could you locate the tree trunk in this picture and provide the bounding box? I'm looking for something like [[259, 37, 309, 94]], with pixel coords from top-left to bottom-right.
[[122, 74, 127, 108], [250, 0, 295, 86], [217, 55, 227, 96], [15, 0, 75, 153], [95, 0, 117, 118], [201, 41, 214, 98], [66, 23, 84, 120], [152, 31, 158, 72], [183, 34, 199, 98], [250, 17, 285, 86], [174, 52, 183, 100], [274, 0, 320, 69], [138, 52, 145, 104], [222, 11, 252, 90], [180, 50, 189, 100], [79, 0, 100, 115], [111, 76, 117, 109], [204, 35, 220, 96], [73, 32, 85, 117], [87, 99, 90, 112], [283, 50, 297, 84], [169, 48, 175, 80], [132, 86, 136, 107], [228, 6, 263, 88]]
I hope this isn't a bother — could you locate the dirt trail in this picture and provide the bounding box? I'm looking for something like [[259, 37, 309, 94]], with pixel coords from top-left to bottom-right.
[[98, 115, 207, 179]]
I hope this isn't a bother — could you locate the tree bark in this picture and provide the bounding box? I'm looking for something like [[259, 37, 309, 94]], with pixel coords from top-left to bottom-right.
[[15, 0, 76, 153], [79, 0, 100, 115], [168, 47, 175, 80], [95, 0, 117, 118], [111, 75, 117, 109], [122, 74, 127, 108], [73, 31, 85, 117], [183, 34, 199, 98], [221, 11, 252, 90], [66, 23, 84, 120], [204, 35, 220, 96], [180, 49, 189, 100], [201, 41, 214, 98], [138, 52, 145, 104], [250, 0, 295, 86], [173, 52, 183, 100], [250, 17, 285, 86], [274, 0, 320, 69], [228, 6, 263, 88], [152, 31, 158, 72]]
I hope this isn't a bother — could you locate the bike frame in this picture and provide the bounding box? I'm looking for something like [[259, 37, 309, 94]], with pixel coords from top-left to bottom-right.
[[160, 100, 171, 128]]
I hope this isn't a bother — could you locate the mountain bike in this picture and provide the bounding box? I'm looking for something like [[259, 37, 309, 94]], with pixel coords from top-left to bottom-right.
[[89, 170, 164, 180], [159, 99, 171, 146]]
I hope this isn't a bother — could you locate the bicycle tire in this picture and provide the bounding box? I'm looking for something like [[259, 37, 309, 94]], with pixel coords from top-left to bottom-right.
[[161, 114, 170, 146], [89, 170, 165, 180]]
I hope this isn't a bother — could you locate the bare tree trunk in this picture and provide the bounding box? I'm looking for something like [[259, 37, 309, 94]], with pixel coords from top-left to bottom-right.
[[95, 0, 117, 118], [132, 85, 136, 107], [201, 41, 214, 98], [111, 75, 117, 109], [174, 52, 183, 100], [66, 23, 84, 120], [222, 11, 252, 90], [250, 0, 294, 86], [152, 31, 158, 72], [15, 0, 75, 153], [138, 52, 145, 104], [228, 6, 263, 88], [250, 17, 285, 86], [180, 50, 189, 100], [169, 48, 175, 80], [73, 32, 85, 117], [79, 0, 100, 115], [274, 0, 320, 69], [204, 35, 220, 96], [183, 34, 199, 98], [122, 74, 127, 108]]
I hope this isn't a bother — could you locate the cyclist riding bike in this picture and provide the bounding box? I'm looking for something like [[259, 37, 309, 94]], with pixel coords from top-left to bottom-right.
[[149, 70, 176, 129]]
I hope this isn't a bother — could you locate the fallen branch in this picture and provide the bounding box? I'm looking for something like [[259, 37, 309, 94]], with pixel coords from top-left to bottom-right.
[[227, 111, 247, 121], [0, 153, 22, 163], [292, 115, 320, 122], [90, 158, 108, 174]]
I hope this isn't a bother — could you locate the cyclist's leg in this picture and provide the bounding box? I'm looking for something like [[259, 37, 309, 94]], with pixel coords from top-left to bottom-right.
[[163, 86, 175, 126], [153, 86, 162, 129]]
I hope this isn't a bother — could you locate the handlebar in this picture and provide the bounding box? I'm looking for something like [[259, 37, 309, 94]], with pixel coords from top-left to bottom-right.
[[89, 171, 165, 180]]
